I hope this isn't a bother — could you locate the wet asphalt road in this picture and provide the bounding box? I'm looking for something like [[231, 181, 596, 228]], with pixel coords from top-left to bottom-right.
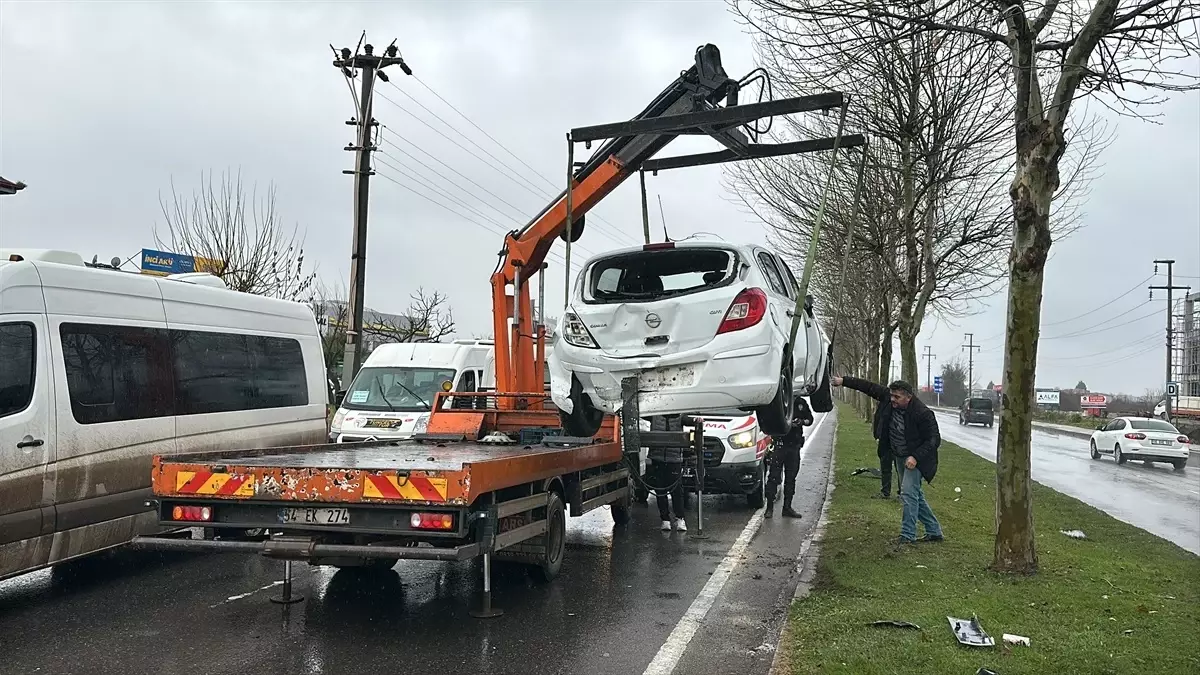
[[0, 413, 836, 675], [933, 410, 1200, 555]]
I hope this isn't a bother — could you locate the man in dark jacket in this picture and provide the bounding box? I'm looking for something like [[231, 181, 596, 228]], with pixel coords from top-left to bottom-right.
[[765, 397, 814, 519], [833, 376, 944, 544]]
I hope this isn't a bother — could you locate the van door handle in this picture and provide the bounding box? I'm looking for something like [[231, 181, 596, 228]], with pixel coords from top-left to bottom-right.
[[17, 437, 44, 449]]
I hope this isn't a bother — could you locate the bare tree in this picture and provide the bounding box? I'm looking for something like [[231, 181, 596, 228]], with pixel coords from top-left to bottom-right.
[[734, 0, 1199, 574], [156, 169, 316, 301], [364, 288, 456, 344], [310, 281, 349, 381]]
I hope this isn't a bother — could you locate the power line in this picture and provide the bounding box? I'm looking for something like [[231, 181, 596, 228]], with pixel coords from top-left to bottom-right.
[[1039, 331, 1161, 361], [1041, 305, 1159, 340], [379, 134, 528, 221], [1041, 274, 1156, 328]]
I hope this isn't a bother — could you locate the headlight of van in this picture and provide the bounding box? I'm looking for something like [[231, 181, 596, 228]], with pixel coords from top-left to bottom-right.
[[729, 430, 756, 449], [413, 414, 430, 435], [331, 408, 347, 431]]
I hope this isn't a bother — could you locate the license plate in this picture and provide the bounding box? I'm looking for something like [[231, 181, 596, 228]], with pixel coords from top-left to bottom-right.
[[280, 507, 350, 525], [364, 418, 402, 428], [682, 467, 695, 477], [1151, 439, 1172, 446], [640, 364, 697, 390]]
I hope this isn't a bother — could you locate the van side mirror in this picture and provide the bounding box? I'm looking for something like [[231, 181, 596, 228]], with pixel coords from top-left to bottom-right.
[[335, 390, 347, 406]]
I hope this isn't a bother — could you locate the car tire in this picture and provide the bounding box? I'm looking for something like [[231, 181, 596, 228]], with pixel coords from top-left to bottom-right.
[[810, 357, 834, 413], [1115, 444, 1127, 465], [558, 376, 604, 438], [610, 482, 632, 525], [756, 358, 794, 437], [1090, 440, 1100, 460], [1172, 458, 1187, 471], [746, 470, 766, 509], [531, 492, 567, 583]]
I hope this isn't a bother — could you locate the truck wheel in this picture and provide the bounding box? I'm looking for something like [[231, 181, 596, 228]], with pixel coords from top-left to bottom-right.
[[558, 376, 604, 438], [810, 358, 834, 413], [756, 359, 794, 436], [531, 493, 567, 582]]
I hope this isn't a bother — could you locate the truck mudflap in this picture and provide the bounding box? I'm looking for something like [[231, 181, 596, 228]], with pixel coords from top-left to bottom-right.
[[151, 458, 462, 506]]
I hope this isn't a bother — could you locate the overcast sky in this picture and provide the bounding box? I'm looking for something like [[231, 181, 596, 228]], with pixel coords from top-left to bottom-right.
[[1, 1, 1197, 396]]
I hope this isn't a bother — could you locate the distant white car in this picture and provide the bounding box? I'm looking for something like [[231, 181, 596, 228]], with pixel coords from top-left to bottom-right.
[[548, 241, 833, 437], [1089, 416, 1191, 470]]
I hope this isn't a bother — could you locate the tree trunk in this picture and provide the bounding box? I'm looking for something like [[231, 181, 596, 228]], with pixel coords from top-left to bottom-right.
[[879, 324, 895, 384], [992, 132, 1055, 575], [898, 322, 919, 386]]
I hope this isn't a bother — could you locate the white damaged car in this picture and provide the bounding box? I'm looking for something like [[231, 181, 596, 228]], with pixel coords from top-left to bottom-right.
[[548, 241, 833, 437]]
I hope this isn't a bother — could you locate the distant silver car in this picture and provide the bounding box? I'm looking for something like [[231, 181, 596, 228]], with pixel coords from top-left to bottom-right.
[[548, 241, 832, 438], [1089, 416, 1191, 470]]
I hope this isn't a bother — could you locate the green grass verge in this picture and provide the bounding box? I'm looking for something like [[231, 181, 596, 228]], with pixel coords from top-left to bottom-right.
[[784, 404, 1200, 675]]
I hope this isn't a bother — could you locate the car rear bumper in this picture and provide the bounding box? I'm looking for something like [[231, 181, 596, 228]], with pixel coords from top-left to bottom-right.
[[550, 340, 780, 416], [1124, 444, 1189, 460]]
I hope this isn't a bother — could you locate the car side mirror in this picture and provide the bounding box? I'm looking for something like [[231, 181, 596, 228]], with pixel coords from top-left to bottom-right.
[[804, 294, 814, 313]]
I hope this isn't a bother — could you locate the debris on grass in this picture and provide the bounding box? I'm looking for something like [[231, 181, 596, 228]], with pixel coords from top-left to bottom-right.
[[851, 467, 882, 477], [1060, 529, 1088, 539], [948, 615, 995, 647], [869, 620, 921, 630], [1002, 634, 1031, 647]]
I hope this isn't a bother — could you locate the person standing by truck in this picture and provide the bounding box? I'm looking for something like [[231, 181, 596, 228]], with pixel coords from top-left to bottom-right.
[[646, 415, 689, 532], [765, 397, 814, 519]]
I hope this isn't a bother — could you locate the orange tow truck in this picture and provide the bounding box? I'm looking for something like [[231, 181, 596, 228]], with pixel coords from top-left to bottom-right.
[[132, 44, 861, 616]]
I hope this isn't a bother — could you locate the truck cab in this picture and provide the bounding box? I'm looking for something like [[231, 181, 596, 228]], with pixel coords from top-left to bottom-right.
[[330, 340, 494, 442]]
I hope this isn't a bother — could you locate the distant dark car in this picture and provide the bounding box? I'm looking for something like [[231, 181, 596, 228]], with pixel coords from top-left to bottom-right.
[[959, 397, 995, 427]]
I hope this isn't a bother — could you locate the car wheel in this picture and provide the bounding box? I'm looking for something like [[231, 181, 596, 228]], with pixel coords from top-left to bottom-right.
[[746, 469, 766, 509], [558, 376, 604, 438], [1090, 440, 1100, 460], [809, 355, 834, 413], [1172, 458, 1187, 471], [531, 492, 567, 582], [756, 358, 794, 436], [1115, 444, 1127, 465], [610, 481, 632, 525], [1160, 412, 1169, 420]]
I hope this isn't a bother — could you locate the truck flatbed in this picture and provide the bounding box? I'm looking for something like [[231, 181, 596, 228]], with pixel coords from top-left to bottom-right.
[[151, 438, 623, 506]]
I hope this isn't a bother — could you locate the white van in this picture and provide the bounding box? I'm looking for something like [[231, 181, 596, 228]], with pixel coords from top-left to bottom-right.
[[330, 339, 494, 442], [0, 249, 327, 581]]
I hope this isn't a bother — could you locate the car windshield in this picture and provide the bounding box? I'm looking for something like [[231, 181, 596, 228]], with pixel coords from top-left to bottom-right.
[[968, 398, 993, 410], [587, 248, 734, 303], [342, 367, 456, 411], [1128, 419, 1179, 433]]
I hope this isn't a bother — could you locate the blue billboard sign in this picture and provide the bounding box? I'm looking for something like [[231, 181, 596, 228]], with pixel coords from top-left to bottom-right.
[[140, 248, 224, 277], [933, 376, 944, 394]]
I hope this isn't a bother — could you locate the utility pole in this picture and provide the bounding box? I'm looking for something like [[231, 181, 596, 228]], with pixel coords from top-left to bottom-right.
[[1150, 260, 1191, 422], [922, 345, 936, 393], [962, 333, 981, 396], [333, 40, 411, 387]]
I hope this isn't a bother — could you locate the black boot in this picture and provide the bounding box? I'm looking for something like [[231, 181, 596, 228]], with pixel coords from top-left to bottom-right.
[[782, 496, 801, 519], [765, 486, 775, 518]]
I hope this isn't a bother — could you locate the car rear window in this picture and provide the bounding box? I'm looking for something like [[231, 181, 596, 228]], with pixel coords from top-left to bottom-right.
[[968, 398, 993, 410], [586, 248, 734, 303], [1129, 419, 1179, 433]]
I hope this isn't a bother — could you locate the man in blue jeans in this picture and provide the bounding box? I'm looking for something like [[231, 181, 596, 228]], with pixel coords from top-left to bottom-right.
[[833, 376, 944, 546]]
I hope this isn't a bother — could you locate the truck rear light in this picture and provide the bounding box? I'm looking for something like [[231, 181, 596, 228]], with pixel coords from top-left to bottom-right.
[[410, 512, 454, 530], [1124, 433, 1146, 440], [717, 288, 768, 335], [170, 505, 212, 522]]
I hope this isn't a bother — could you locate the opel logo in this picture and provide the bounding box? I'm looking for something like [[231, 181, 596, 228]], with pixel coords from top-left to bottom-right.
[[645, 313, 662, 328]]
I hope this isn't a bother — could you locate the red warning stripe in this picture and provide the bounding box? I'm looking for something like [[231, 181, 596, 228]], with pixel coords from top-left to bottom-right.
[[408, 476, 443, 502], [215, 475, 249, 496], [178, 471, 213, 494], [365, 474, 402, 499]]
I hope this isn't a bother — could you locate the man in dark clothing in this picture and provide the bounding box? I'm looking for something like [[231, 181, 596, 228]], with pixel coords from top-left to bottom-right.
[[833, 376, 944, 544], [645, 415, 689, 532], [765, 397, 814, 519]]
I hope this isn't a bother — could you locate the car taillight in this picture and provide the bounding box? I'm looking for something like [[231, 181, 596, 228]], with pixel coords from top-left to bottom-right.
[[409, 512, 455, 530], [717, 288, 768, 335], [1124, 433, 1146, 440], [643, 242, 675, 251], [170, 505, 212, 521], [562, 312, 599, 349], [1178, 436, 1191, 444]]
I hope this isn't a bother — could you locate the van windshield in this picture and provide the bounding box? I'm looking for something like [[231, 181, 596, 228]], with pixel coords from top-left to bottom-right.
[[343, 367, 456, 412], [586, 248, 734, 303]]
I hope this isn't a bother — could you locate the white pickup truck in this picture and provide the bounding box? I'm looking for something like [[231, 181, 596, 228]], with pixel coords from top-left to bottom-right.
[[1154, 396, 1200, 421]]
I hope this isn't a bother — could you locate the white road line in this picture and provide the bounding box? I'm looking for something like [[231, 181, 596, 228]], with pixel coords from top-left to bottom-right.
[[209, 580, 285, 608], [641, 411, 832, 675]]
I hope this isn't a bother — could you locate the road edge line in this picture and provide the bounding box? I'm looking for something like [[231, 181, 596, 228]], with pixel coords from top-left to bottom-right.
[[641, 411, 832, 675], [768, 408, 840, 675]]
